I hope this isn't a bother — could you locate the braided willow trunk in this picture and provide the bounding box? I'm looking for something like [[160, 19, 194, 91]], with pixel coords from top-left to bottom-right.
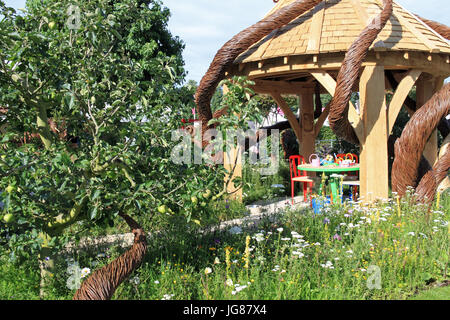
[[194, 0, 449, 203], [417, 15, 450, 40], [392, 84, 450, 200], [392, 18, 450, 203], [73, 213, 147, 300], [415, 151, 450, 203]]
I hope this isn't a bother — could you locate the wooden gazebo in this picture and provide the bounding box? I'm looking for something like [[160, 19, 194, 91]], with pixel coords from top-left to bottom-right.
[[222, 0, 450, 201]]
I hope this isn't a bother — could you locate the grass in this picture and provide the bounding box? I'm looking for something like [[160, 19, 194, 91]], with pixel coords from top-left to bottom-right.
[[0, 188, 448, 300], [409, 285, 450, 300], [242, 160, 291, 205]]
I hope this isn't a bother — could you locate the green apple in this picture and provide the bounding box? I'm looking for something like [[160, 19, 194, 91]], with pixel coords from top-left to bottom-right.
[[157, 205, 167, 214], [200, 202, 206, 207], [202, 189, 212, 199], [3, 213, 14, 224], [11, 74, 21, 83], [48, 21, 56, 30], [5, 185, 14, 194], [0, 155, 6, 170], [191, 196, 198, 205]]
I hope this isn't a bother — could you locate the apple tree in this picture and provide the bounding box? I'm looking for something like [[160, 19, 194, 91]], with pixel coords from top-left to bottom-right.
[[0, 0, 225, 296]]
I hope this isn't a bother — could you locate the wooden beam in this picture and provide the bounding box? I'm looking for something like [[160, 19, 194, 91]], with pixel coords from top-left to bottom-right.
[[359, 65, 389, 202], [300, 89, 316, 161], [417, 77, 439, 165], [309, 70, 336, 94], [271, 92, 303, 145], [251, 79, 315, 95], [314, 104, 330, 138], [437, 134, 450, 192], [387, 69, 422, 135], [310, 70, 364, 141], [435, 76, 446, 91], [306, 1, 325, 54], [230, 52, 450, 79]]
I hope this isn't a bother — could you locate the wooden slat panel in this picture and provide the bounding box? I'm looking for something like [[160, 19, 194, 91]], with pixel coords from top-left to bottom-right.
[[306, 1, 325, 54]]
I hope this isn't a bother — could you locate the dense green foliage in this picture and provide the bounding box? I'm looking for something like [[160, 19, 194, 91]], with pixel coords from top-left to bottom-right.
[[0, 0, 227, 266]]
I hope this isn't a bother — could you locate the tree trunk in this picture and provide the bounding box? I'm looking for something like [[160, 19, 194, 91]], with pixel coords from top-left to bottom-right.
[[36, 104, 52, 149], [38, 232, 55, 299]]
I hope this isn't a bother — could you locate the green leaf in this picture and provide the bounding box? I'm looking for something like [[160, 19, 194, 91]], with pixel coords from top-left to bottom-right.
[[89, 206, 98, 220], [92, 189, 101, 201]]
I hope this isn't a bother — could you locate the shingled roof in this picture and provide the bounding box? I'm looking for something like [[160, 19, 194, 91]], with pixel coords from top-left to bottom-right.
[[235, 0, 450, 64]]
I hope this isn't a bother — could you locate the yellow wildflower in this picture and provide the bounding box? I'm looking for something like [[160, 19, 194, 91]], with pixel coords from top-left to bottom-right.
[[244, 235, 251, 269], [225, 247, 231, 275], [436, 191, 440, 209]]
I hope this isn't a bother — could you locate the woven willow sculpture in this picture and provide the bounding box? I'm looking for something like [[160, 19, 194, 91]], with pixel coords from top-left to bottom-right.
[[73, 213, 147, 300]]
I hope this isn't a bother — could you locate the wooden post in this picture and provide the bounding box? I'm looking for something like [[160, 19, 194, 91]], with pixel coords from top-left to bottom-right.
[[299, 88, 316, 161], [416, 77, 438, 165], [224, 143, 243, 201], [359, 65, 389, 202], [223, 84, 243, 202]]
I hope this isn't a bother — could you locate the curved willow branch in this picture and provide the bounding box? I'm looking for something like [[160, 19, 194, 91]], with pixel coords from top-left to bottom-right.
[[415, 150, 450, 203], [73, 213, 147, 300], [392, 83, 450, 200], [416, 15, 450, 40]]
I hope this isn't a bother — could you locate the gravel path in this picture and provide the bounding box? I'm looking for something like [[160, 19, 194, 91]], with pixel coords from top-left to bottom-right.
[[63, 196, 309, 254]]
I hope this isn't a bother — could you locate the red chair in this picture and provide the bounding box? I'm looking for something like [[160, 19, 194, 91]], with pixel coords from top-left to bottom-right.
[[289, 155, 314, 204], [336, 153, 358, 164]]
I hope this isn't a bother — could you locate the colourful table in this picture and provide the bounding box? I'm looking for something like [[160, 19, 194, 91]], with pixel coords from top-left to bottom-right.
[[297, 164, 360, 202]]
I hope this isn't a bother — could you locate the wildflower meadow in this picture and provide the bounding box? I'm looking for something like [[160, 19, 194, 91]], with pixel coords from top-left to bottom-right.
[[1, 188, 448, 300]]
